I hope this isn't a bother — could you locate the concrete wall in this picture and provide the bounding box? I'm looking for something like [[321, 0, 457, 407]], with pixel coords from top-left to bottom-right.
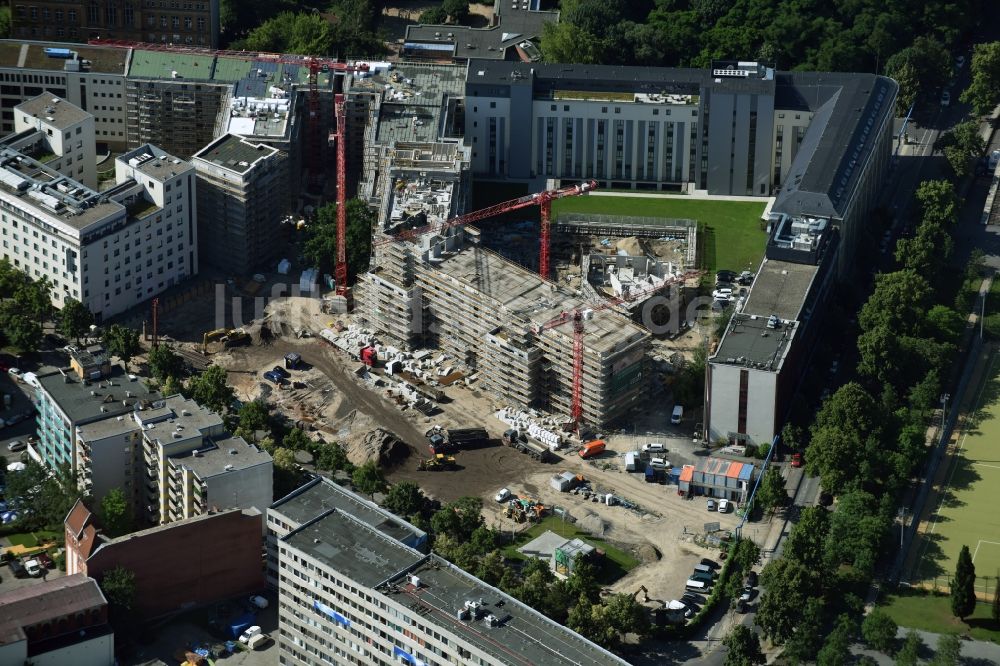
[[85, 509, 264, 618], [706, 362, 778, 446], [205, 463, 273, 529]]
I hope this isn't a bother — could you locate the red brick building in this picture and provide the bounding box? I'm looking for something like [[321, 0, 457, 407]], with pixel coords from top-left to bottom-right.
[[65, 499, 264, 618]]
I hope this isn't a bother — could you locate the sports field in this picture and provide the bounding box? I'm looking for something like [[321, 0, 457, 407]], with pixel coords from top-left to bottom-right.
[[551, 195, 768, 278], [911, 345, 1000, 590]]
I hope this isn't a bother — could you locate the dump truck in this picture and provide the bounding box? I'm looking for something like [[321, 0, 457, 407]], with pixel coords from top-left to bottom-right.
[[427, 426, 489, 454], [502, 429, 554, 463]]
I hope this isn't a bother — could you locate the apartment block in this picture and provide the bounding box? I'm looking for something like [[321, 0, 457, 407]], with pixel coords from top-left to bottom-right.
[[34, 351, 159, 472], [10, 0, 220, 48], [0, 135, 196, 319], [192, 133, 289, 275], [65, 500, 264, 619], [138, 394, 272, 527], [276, 501, 628, 666], [0, 574, 113, 666], [9, 92, 97, 188], [266, 476, 428, 588]]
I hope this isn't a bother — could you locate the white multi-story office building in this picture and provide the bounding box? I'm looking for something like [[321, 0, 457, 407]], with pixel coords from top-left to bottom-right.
[[10, 92, 97, 188], [0, 137, 196, 320], [275, 486, 628, 666]]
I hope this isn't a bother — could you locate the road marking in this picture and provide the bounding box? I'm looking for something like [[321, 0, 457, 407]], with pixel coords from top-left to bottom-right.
[[974, 462, 1000, 470], [972, 540, 1000, 563]]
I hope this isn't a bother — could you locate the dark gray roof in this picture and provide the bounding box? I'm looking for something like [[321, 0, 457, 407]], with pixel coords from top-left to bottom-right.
[[741, 260, 818, 321], [773, 73, 897, 218], [405, 4, 559, 61], [284, 509, 424, 588], [170, 435, 271, 479], [387, 556, 630, 665], [16, 92, 91, 128], [37, 366, 159, 425], [270, 476, 427, 546], [713, 313, 798, 372]]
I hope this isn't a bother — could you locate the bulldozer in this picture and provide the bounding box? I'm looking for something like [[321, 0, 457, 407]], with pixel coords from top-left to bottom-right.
[[202, 328, 231, 353], [418, 454, 457, 471]]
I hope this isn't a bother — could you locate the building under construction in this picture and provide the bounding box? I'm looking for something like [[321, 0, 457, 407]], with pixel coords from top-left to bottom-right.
[[358, 143, 650, 427]]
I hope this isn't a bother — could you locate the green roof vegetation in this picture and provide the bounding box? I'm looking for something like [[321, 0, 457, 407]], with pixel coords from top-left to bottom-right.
[[128, 50, 216, 80], [212, 57, 253, 82]]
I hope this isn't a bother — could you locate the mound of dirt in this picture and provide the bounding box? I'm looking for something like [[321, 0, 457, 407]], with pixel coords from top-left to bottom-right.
[[344, 428, 409, 467], [635, 543, 660, 564]]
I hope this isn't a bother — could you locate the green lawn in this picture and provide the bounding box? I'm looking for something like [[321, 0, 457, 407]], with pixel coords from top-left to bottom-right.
[[502, 516, 640, 583], [911, 348, 1000, 586], [5, 530, 61, 548], [880, 588, 1000, 643], [551, 195, 768, 279]]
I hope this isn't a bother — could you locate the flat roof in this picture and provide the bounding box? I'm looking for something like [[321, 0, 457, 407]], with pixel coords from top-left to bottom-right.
[[284, 509, 425, 588], [16, 93, 91, 128], [388, 556, 629, 665], [0, 574, 107, 646], [712, 313, 797, 372], [126, 49, 216, 80], [0, 40, 129, 74], [170, 435, 271, 479], [193, 134, 277, 174], [77, 412, 141, 440], [120, 144, 192, 180], [37, 366, 159, 425], [430, 241, 648, 354], [740, 259, 817, 321], [270, 477, 427, 545]]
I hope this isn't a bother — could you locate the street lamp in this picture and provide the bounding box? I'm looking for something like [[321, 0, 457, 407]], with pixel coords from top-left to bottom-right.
[[898, 507, 908, 548], [940, 393, 950, 433]]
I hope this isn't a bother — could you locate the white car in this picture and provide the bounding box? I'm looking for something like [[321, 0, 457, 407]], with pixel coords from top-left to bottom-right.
[[238, 625, 262, 644], [718, 499, 730, 513], [706, 499, 717, 512], [712, 289, 734, 302], [7, 368, 22, 380], [495, 488, 512, 503], [23, 559, 42, 577], [941, 91, 951, 107]]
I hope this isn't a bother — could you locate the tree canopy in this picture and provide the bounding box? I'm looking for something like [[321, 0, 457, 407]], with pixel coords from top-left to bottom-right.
[[0, 258, 51, 353], [352, 461, 386, 498], [99, 488, 133, 538], [302, 198, 375, 283], [187, 365, 235, 414], [962, 41, 1000, 116], [103, 324, 141, 367], [147, 344, 186, 383], [58, 298, 94, 343], [723, 624, 765, 666], [951, 544, 977, 620]]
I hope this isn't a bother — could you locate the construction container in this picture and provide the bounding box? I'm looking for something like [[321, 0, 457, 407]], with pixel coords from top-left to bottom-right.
[[550, 471, 577, 492]]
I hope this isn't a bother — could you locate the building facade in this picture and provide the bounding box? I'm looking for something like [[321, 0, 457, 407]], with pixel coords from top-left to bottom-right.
[[275, 491, 627, 666], [0, 574, 112, 666], [192, 133, 289, 274], [10, 0, 220, 48], [65, 501, 264, 619]]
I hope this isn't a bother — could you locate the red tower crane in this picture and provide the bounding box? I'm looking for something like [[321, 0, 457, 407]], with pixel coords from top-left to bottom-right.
[[535, 268, 702, 428], [373, 180, 597, 276], [332, 93, 349, 300], [87, 40, 368, 188]]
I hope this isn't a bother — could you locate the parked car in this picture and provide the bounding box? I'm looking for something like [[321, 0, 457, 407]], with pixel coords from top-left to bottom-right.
[[955, 54, 966, 69], [700, 558, 719, 569], [746, 571, 758, 587], [238, 626, 262, 644], [249, 595, 269, 609], [706, 499, 717, 511], [263, 370, 286, 385], [716, 270, 737, 283], [8, 559, 27, 578], [247, 634, 272, 650], [682, 592, 705, 605], [495, 488, 512, 503], [7, 440, 25, 452], [7, 368, 22, 380], [23, 559, 42, 577], [941, 90, 951, 106], [36, 552, 54, 569], [791, 453, 803, 468], [718, 499, 730, 513], [272, 366, 291, 379]]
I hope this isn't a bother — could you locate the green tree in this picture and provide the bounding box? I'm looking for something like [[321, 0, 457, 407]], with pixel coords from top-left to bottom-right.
[[884, 37, 952, 111], [755, 465, 788, 513], [930, 633, 962, 666], [100, 565, 136, 611], [961, 41, 1000, 116], [162, 374, 185, 398], [723, 624, 765, 666], [384, 481, 426, 518], [147, 344, 185, 383], [103, 324, 141, 368], [916, 180, 959, 228], [282, 427, 311, 451], [0, 7, 10, 39], [817, 614, 856, 666], [823, 489, 887, 576], [57, 298, 94, 343], [603, 592, 650, 643], [441, 0, 470, 22], [672, 344, 706, 407], [98, 488, 133, 538], [302, 199, 375, 282], [783, 506, 831, 571], [895, 629, 923, 666], [806, 383, 882, 495], [187, 365, 235, 414], [475, 550, 507, 586], [783, 597, 826, 663], [272, 447, 296, 471], [935, 120, 987, 178], [235, 399, 269, 442], [861, 609, 898, 652], [419, 7, 447, 23], [859, 271, 933, 336], [0, 303, 43, 352], [352, 461, 386, 498], [756, 558, 824, 644], [237, 12, 334, 55], [951, 544, 977, 620]]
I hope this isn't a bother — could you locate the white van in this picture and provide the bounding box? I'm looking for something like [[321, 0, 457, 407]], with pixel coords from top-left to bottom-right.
[[642, 442, 667, 454], [650, 457, 669, 469], [671, 405, 684, 425], [685, 579, 709, 593]]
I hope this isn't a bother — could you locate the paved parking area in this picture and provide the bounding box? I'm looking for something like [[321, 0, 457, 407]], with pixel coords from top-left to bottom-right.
[[124, 595, 279, 666], [0, 559, 64, 593]]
